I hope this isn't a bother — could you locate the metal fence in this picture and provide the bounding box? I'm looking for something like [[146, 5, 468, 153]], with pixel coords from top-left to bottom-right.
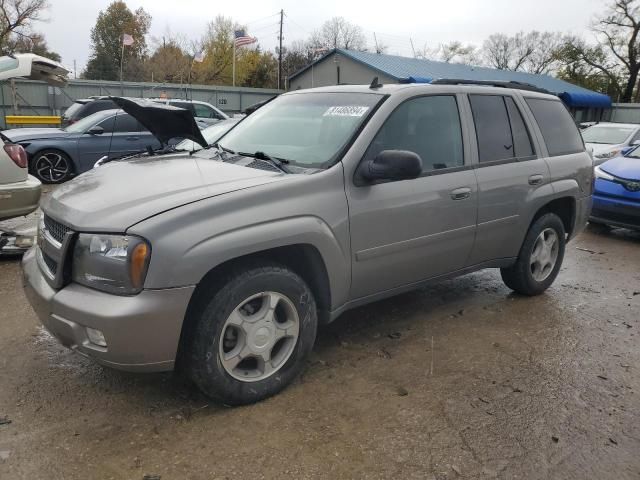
[[604, 103, 640, 124], [0, 78, 282, 128]]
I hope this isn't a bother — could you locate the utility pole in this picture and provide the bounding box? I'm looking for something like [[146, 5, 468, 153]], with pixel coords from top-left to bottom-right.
[[278, 9, 284, 90], [73, 60, 77, 79], [374, 32, 379, 54]]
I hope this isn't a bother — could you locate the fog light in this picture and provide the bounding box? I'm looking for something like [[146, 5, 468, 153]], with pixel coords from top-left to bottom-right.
[[86, 327, 107, 347]]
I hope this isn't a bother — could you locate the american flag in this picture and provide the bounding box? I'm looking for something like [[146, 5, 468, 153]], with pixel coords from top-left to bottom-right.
[[234, 29, 257, 48]]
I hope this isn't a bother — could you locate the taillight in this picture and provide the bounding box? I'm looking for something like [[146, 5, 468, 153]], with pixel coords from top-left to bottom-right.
[[4, 144, 27, 168]]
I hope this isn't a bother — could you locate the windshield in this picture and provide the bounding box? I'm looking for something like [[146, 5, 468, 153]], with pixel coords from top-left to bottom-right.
[[219, 92, 384, 168], [582, 125, 635, 144], [175, 119, 238, 151], [64, 110, 114, 133]]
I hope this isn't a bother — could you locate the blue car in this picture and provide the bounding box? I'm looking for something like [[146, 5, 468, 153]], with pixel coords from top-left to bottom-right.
[[3, 109, 161, 184], [591, 146, 640, 230]]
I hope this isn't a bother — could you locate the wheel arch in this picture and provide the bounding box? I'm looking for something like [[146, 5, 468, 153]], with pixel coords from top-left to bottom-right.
[[529, 196, 577, 239], [176, 243, 333, 368]]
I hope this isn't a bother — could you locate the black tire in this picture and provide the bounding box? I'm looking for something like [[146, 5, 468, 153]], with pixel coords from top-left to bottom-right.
[[31, 149, 73, 184], [186, 263, 317, 405], [500, 213, 566, 296]]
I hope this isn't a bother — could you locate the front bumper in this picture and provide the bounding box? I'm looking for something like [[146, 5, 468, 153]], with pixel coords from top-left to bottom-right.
[[590, 194, 640, 230], [0, 174, 41, 220], [22, 247, 195, 372]]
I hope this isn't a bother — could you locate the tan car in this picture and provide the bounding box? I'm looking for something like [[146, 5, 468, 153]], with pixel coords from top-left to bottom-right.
[[0, 136, 40, 220]]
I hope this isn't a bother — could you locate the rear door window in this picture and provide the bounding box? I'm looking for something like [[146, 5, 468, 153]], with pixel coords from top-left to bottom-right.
[[525, 98, 584, 156], [469, 95, 514, 162]]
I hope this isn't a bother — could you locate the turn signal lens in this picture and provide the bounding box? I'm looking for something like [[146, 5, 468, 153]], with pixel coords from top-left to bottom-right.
[[130, 242, 150, 290]]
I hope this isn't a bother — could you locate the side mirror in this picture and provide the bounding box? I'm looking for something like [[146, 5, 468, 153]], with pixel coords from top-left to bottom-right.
[[360, 150, 422, 183], [86, 125, 104, 135]]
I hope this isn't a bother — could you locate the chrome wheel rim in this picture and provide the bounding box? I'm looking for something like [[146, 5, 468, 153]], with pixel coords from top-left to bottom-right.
[[35, 152, 69, 182], [218, 291, 299, 382], [530, 228, 559, 282]]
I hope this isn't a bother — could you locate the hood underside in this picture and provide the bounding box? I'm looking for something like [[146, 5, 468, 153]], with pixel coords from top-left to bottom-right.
[[110, 97, 208, 148]]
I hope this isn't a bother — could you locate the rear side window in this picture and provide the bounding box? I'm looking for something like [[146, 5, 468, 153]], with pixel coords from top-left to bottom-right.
[[194, 103, 219, 119], [365, 95, 464, 172], [505, 97, 534, 158], [525, 98, 584, 156]]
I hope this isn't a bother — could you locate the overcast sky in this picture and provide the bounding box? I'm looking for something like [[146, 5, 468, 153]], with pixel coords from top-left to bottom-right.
[[39, 0, 607, 73]]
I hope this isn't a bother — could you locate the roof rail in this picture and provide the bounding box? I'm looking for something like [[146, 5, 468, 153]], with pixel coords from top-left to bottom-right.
[[430, 78, 550, 94]]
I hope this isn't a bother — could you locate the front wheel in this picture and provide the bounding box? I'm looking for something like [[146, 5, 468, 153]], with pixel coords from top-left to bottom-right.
[[186, 263, 318, 405], [31, 149, 73, 183], [501, 213, 566, 296]]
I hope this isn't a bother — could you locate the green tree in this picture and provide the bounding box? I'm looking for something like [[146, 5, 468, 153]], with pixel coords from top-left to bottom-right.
[[84, 1, 151, 81], [146, 38, 190, 83]]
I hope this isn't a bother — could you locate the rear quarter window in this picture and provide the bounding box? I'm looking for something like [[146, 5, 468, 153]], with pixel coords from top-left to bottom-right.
[[525, 98, 584, 156]]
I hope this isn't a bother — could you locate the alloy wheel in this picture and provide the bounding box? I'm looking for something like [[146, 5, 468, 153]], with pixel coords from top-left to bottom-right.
[[218, 291, 300, 382], [530, 228, 559, 282], [35, 152, 69, 182]]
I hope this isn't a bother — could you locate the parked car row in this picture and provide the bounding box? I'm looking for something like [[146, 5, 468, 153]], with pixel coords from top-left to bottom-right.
[[62, 96, 228, 128]]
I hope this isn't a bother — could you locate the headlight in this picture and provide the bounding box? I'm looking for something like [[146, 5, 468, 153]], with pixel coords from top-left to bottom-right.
[[595, 150, 620, 159], [72, 234, 151, 295], [594, 165, 615, 181]]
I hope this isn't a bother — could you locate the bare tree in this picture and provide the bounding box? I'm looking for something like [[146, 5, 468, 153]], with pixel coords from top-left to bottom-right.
[[570, 0, 640, 102], [414, 42, 439, 60], [310, 17, 366, 51], [482, 31, 564, 74], [439, 41, 477, 64], [0, 0, 49, 53]]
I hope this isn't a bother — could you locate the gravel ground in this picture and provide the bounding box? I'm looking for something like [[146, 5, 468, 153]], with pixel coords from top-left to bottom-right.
[[0, 211, 639, 479]]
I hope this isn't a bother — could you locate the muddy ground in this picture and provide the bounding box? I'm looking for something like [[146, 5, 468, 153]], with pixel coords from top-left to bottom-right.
[[0, 221, 639, 479]]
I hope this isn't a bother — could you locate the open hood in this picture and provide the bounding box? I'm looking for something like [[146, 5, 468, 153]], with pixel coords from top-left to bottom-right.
[[0, 53, 69, 86], [110, 96, 208, 148]]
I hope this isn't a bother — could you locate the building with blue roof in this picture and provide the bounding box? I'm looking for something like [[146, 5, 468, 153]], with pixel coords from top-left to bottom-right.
[[288, 48, 612, 121]]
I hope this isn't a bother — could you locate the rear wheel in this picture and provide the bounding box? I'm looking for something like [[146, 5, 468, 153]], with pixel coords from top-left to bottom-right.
[[32, 149, 73, 184], [186, 263, 317, 405], [501, 213, 566, 296]]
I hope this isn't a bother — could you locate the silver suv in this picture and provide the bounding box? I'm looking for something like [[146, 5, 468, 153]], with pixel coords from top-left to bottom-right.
[[22, 82, 593, 405]]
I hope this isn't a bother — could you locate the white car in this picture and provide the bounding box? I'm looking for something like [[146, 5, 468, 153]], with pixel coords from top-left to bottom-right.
[[581, 122, 640, 165], [0, 53, 68, 253], [149, 98, 228, 126]]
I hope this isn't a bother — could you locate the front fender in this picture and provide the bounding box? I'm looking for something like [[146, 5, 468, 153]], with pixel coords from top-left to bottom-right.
[[129, 170, 351, 310]]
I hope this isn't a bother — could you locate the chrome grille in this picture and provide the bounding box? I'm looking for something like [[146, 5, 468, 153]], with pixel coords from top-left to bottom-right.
[[43, 215, 71, 244], [41, 251, 58, 275]]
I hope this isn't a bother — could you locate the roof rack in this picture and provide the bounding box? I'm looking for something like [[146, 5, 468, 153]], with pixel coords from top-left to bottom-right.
[[430, 78, 550, 95]]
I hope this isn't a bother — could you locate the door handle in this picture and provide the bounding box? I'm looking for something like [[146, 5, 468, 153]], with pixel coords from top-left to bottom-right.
[[126, 136, 140, 141], [450, 187, 472, 200], [528, 174, 544, 186]]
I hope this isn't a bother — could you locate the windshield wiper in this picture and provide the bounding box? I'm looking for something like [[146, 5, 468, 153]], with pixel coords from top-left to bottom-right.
[[209, 142, 236, 154], [238, 151, 291, 173]]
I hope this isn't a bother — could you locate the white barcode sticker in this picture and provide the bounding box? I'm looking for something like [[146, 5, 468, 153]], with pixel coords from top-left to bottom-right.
[[323, 106, 370, 117]]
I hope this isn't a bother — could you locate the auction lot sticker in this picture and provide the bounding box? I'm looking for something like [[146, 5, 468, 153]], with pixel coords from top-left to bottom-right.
[[324, 106, 370, 117]]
